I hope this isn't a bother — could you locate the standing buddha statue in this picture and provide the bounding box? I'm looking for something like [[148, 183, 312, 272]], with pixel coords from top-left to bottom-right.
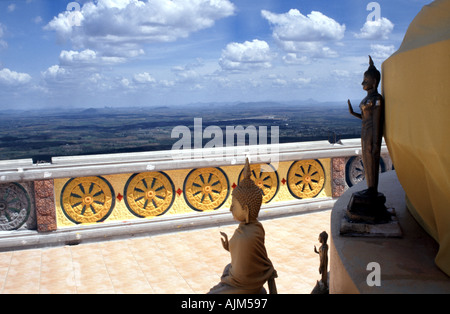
[[347, 56, 391, 223]]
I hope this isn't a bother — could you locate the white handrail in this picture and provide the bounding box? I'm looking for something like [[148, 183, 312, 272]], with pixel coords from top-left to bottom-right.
[[0, 139, 388, 183]]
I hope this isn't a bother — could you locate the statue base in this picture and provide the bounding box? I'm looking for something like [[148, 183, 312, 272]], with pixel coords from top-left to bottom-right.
[[345, 190, 391, 224], [340, 190, 402, 238], [340, 209, 402, 238]]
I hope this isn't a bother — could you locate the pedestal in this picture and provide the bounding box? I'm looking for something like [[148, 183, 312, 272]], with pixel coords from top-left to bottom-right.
[[330, 171, 450, 293], [346, 190, 391, 224], [340, 208, 402, 238], [341, 190, 401, 237]]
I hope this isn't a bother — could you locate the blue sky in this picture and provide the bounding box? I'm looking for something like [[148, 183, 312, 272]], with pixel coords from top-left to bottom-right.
[[0, 0, 432, 109]]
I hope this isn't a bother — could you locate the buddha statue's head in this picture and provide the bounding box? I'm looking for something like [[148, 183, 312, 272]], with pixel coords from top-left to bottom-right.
[[230, 158, 263, 223], [362, 55, 381, 92]]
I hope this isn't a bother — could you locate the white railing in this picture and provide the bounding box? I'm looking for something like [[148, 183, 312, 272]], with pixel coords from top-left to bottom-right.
[[0, 139, 387, 182], [0, 138, 393, 249]]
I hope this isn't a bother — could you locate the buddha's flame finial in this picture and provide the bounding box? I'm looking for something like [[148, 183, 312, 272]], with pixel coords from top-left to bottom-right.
[[232, 157, 263, 221], [243, 157, 251, 180], [365, 55, 381, 88]]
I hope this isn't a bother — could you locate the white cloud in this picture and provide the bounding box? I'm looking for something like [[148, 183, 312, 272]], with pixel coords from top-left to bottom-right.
[[89, 73, 103, 84], [272, 78, 287, 86], [264, 73, 311, 88], [174, 68, 200, 81], [100, 0, 132, 10], [0, 39, 6, 50], [293, 77, 312, 85], [59, 49, 126, 66], [262, 9, 345, 42], [282, 53, 309, 65], [278, 41, 338, 59], [7, 4, 16, 13], [42, 65, 67, 79], [171, 59, 205, 81], [370, 44, 395, 59], [41, 62, 117, 95], [0, 68, 32, 86], [219, 39, 273, 71], [119, 71, 178, 91], [332, 69, 351, 78], [133, 72, 156, 84], [0, 23, 7, 50], [262, 9, 345, 60], [159, 79, 175, 87], [355, 18, 394, 40], [45, 0, 236, 59], [121, 78, 131, 88], [60, 49, 95, 64]]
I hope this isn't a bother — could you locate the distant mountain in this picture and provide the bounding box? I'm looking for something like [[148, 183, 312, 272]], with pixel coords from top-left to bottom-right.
[[232, 101, 285, 110], [0, 99, 349, 117], [81, 108, 100, 114]]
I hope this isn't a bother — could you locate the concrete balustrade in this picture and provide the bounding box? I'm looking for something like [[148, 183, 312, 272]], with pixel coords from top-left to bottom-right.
[[0, 139, 387, 182], [0, 139, 391, 251]]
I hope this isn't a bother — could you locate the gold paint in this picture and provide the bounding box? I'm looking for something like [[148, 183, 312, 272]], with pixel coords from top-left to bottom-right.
[[287, 160, 325, 199], [60, 176, 114, 224], [184, 167, 229, 211], [124, 172, 175, 218], [54, 159, 331, 228]]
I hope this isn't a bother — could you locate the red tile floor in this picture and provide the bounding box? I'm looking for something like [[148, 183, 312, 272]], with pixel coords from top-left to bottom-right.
[[0, 210, 331, 294]]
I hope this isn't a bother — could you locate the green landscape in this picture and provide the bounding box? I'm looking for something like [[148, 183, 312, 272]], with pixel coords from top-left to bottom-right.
[[0, 101, 362, 162]]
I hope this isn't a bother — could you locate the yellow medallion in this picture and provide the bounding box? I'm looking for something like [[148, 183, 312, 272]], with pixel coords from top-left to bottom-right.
[[287, 160, 325, 199], [184, 168, 229, 211], [124, 172, 175, 218], [60, 176, 115, 224]]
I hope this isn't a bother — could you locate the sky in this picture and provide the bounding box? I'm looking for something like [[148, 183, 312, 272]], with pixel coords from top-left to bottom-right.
[[0, 0, 433, 109]]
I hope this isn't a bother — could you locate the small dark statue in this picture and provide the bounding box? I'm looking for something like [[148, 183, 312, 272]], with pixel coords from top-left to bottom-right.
[[347, 56, 390, 224], [312, 231, 329, 294]]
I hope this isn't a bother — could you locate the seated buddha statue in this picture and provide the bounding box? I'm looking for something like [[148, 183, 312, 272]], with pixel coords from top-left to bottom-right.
[[208, 158, 277, 294]]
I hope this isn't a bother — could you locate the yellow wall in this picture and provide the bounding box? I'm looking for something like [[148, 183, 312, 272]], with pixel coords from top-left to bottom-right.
[[55, 159, 331, 227], [382, 0, 450, 276]]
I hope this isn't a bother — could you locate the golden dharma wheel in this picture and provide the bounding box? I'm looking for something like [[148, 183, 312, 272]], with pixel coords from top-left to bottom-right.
[[60, 176, 115, 224], [287, 160, 325, 199], [124, 172, 175, 218], [183, 167, 230, 212], [238, 163, 279, 204]]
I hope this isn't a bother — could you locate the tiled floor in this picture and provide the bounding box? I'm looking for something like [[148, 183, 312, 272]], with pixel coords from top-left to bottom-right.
[[0, 210, 331, 294]]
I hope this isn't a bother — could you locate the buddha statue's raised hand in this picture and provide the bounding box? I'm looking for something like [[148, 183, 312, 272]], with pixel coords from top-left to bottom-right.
[[220, 232, 229, 251]]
